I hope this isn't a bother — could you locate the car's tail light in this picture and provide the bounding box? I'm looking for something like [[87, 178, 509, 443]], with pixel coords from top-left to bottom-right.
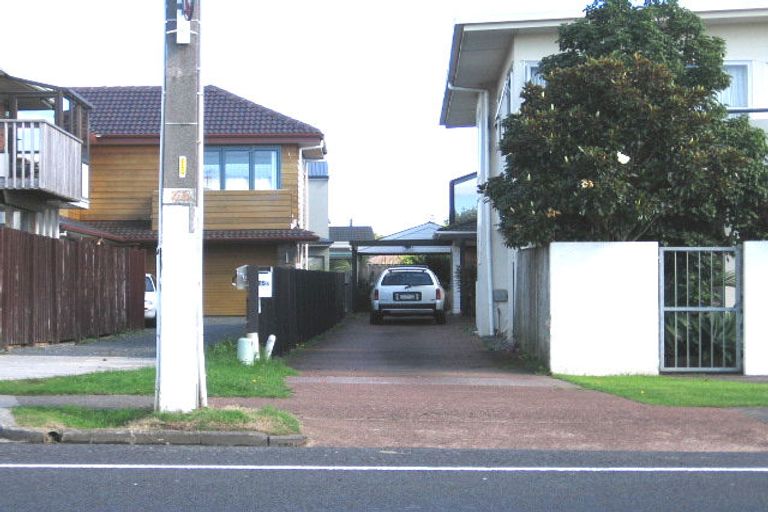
[[436, 289, 442, 300], [374, 289, 379, 300]]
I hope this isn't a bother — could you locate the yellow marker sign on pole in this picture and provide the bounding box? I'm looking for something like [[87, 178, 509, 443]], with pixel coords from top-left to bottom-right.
[[178, 155, 188, 178]]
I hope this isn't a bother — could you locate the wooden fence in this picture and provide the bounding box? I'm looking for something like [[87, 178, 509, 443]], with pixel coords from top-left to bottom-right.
[[0, 227, 145, 347], [248, 267, 345, 356]]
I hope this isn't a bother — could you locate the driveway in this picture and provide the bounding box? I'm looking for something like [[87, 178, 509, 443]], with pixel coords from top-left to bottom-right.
[[218, 314, 768, 451]]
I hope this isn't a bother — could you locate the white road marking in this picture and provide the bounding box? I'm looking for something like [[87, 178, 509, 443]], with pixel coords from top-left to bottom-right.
[[0, 464, 767, 473]]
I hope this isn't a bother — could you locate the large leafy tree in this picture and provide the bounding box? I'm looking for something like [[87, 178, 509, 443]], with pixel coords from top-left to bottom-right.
[[482, 0, 768, 247]]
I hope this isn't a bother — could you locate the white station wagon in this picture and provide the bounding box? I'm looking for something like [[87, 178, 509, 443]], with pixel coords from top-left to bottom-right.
[[370, 266, 446, 325]]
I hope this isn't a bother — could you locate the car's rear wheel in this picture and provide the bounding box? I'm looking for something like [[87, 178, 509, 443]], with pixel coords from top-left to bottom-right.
[[435, 311, 446, 324], [370, 311, 382, 325]]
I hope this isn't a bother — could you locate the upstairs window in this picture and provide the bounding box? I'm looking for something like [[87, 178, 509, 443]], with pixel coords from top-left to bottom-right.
[[526, 62, 545, 87], [718, 64, 749, 108], [204, 147, 280, 191], [449, 173, 478, 225]]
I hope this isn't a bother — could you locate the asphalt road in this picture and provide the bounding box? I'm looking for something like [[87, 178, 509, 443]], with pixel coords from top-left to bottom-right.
[[1, 445, 767, 511]]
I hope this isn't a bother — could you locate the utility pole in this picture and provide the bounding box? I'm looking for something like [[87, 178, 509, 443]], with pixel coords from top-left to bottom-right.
[[155, 0, 207, 412]]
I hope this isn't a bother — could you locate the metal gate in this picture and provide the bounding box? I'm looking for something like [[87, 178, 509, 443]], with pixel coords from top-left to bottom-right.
[[659, 247, 742, 373]]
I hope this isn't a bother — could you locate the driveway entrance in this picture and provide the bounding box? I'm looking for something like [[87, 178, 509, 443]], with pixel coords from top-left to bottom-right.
[[217, 315, 768, 451]]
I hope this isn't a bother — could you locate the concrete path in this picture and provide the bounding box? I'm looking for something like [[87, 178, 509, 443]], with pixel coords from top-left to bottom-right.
[[0, 356, 154, 381]]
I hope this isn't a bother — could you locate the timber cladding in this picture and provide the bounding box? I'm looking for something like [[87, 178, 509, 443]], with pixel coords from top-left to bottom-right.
[[0, 227, 145, 347], [204, 244, 277, 316], [150, 189, 295, 230], [84, 143, 301, 224], [81, 145, 159, 221], [145, 243, 277, 316]]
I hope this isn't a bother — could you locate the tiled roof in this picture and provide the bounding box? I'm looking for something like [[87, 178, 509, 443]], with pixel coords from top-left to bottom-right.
[[65, 220, 318, 243], [329, 226, 375, 242], [71, 85, 323, 138], [306, 161, 329, 179]]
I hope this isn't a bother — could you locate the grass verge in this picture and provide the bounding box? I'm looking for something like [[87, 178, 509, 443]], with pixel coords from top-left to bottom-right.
[[12, 405, 300, 436], [556, 374, 768, 407], [0, 340, 297, 397]]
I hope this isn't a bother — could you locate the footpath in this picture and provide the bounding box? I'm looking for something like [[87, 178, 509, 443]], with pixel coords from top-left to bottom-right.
[[2, 315, 768, 451], [0, 318, 303, 447]]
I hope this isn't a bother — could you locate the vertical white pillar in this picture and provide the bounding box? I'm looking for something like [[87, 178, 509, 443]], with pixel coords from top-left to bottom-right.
[[743, 241, 768, 376], [451, 244, 461, 314]]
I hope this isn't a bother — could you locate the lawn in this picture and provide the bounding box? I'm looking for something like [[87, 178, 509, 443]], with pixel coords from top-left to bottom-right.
[[13, 405, 300, 435], [557, 374, 768, 407], [0, 340, 297, 397]]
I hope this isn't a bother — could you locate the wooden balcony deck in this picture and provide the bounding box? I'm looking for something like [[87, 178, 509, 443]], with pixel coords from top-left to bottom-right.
[[151, 189, 295, 231], [0, 120, 83, 203]]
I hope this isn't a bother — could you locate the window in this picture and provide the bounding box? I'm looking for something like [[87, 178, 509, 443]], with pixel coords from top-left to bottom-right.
[[495, 70, 513, 143], [718, 64, 749, 108], [449, 173, 478, 225], [203, 147, 280, 190], [381, 271, 434, 286], [526, 62, 545, 87]]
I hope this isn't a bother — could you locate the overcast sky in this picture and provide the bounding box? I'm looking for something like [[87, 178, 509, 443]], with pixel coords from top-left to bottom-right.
[[2, 0, 763, 236]]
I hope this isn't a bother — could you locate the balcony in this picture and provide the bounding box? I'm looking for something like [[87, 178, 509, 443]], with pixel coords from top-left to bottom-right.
[[0, 120, 84, 204], [727, 107, 768, 133], [152, 189, 295, 230]]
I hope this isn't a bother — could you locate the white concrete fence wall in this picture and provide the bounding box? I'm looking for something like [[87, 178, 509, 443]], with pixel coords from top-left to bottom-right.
[[743, 241, 768, 376], [512, 241, 768, 376]]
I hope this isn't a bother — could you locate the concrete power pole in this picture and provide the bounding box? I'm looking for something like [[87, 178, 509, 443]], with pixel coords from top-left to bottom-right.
[[155, 0, 207, 412]]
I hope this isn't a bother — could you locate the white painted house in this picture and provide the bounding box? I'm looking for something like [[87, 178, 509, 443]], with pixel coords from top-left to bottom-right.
[[306, 160, 331, 270], [440, 8, 768, 375]]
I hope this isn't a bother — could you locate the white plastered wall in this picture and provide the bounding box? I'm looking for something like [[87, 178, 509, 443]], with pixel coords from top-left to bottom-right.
[[743, 241, 768, 376], [548, 242, 660, 376], [706, 21, 768, 110], [485, 29, 560, 339]]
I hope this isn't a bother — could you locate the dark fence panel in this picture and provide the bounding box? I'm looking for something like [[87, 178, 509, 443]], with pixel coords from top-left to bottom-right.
[[0, 227, 145, 348], [251, 267, 345, 356]]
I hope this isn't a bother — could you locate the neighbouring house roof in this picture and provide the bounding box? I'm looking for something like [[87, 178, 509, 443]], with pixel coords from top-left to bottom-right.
[[72, 85, 324, 142], [378, 221, 444, 241], [329, 226, 375, 242], [357, 222, 451, 255], [434, 219, 477, 241], [307, 161, 329, 179], [437, 219, 477, 233], [1, 69, 93, 111], [62, 220, 318, 244], [60, 217, 127, 242]]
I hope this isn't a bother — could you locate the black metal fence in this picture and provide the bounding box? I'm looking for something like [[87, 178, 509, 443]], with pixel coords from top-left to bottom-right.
[[247, 267, 345, 356]]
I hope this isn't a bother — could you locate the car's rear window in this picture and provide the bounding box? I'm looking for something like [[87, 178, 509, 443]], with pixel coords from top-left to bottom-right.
[[381, 271, 434, 286], [145, 276, 155, 292]]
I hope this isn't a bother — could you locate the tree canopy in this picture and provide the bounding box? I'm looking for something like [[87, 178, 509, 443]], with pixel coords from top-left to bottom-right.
[[482, 0, 768, 248]]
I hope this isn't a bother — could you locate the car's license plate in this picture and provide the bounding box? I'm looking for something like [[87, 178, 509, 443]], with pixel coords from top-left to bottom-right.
[[395, 292, 420, 301]]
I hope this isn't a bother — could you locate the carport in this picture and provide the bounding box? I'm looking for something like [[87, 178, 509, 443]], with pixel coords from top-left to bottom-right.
[[349, 238, 453, 311]]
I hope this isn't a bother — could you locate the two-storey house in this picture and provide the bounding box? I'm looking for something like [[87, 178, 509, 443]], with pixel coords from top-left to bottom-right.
[[0, 70, 90, 235], [440, 8, 768, 339], [64, 85, 326, 316]]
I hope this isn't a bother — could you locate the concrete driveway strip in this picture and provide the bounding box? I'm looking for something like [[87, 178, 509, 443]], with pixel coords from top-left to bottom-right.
[[217, 314, 768, 452], [0, 355, 154, 381]]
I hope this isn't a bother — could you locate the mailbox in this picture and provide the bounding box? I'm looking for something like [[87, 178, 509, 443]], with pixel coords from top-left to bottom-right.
[[232, 265, 249, 290]]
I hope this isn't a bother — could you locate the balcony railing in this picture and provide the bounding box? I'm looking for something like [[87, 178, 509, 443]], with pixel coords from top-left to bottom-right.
[[0, 120, 83, 203], [726, 107, 768, 133], [151, 189, 295, 230]]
